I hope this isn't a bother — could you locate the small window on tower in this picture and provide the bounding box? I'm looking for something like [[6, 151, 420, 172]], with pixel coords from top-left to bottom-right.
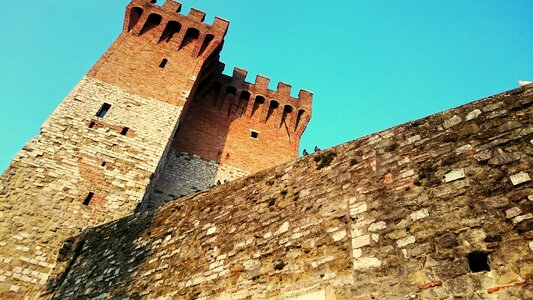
[[159, 58, 168, 68], [251, 130, 259, 139], [83, 192, 94, 206], [95, 103, 111, 118], [88, 121, 95, 128], [120, 127, 129, 136]]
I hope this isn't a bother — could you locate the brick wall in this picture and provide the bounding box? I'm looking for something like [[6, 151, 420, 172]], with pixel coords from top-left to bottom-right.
[[88, 0, 228, 106], [0, 77, 183, 297], [173, 67, 312, 174], [46, 85, 533, 299]]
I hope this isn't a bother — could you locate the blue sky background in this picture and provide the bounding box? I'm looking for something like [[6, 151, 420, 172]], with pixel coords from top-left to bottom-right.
[[0, 0, 532, 172]]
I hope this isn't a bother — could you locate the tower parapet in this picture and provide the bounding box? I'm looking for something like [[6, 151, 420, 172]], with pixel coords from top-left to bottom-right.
[[171, 63, 313, 178], [124, 0, 228, 59], [199, 65, 312, 135]]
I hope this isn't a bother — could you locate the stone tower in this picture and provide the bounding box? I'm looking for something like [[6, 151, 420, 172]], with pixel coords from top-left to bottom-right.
[[0, 0, 311, 297]]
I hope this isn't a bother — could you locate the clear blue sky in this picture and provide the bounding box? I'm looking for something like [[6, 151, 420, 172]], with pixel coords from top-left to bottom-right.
[[0, 0, 532, 172]]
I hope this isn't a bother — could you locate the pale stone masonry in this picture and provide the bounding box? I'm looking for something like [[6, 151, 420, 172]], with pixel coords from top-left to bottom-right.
[[46, 84, 533, 299], [0, 76, 183, 295], [147, 151, 248, 208]]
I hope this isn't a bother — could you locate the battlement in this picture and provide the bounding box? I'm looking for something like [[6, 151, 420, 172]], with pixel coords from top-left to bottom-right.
[[124, 0, 229, 58], [196, 63, 313, 134]]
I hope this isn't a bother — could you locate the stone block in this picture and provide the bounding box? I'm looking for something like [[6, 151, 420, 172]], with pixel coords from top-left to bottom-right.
[[510, 172, 531, 186]]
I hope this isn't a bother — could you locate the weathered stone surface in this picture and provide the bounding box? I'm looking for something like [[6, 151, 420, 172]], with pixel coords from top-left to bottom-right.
[[444, 168, 465, 182], [510, 172, 531, 186], [43, 83, 533, 300]]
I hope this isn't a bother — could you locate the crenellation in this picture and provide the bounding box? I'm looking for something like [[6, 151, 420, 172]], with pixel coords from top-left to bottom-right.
[[3, 1, 531, 299]]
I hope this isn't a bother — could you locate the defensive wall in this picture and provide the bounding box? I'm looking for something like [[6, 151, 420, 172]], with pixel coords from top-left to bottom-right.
[[45, 84, 533, 299], [0, 0, 313, 297]]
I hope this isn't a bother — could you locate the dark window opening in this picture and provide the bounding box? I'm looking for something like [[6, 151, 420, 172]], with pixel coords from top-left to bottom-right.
[[96, 103, 111, 118], [295, 109, 306, 130], [225, 86, 236, 97], [237, 91, 251, 116], [209, 82, 222, 105], [251, 131, 259, 139], [159, 58, 168, 68], [160, 21, 181, 43], [266, 100, 279, 122], [281, 105, 294, 127], [199, 34, 215, 56], [467, 251, 490, 273], [120, 127, 129, 136], [140, 13, 162, 35], [251, 96, 265, 116], [83, 192, 94, 206], [179, 27, 200, 50], [101, 161, 106, 167], [128, 7, 144, 31], [88, 121, 95, 128]]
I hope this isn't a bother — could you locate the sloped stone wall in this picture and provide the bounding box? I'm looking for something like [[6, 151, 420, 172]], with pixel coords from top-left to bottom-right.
[[47, 85, 533, 299], [0, 76, 182, 297]]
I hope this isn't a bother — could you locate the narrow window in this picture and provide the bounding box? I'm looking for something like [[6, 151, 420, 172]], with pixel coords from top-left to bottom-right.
[[120, 127, 129, 136], [83, 192, 94, 206], [95, 103, 111, 118], [101, 161, 107, 167], [251, 130, 259, 139], [88, 121, 95, 128], [159, 58, 168, 68], [467, 251, 490, 272]]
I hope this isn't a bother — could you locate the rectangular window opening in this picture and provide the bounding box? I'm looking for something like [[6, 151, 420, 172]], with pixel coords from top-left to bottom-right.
[[159, 58, 168, 68], [120, 127, 129, 136], [88, 121, 95, 128], [250, 130, 259, 139], [95, 103, 111, 118], [101, 161, 106, 167], [83, 192, 94, 206]]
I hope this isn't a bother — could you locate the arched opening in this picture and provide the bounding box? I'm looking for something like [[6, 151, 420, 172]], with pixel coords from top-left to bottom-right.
[[295, 109, 306, 130], [128, 7, 144, 31], [140, 13, 162, 35], [223, 86, 237, 115], [160, 21, 181, 43], [225, 86, 236, 97], [206, 82, 222, 105], [251, 96, 265, 117], [237, 91, 251, 116], [199, 34, 215, 56], [266, 100, 279, 122], [281, 105, 294, 128], [179, 27, 200, 51]]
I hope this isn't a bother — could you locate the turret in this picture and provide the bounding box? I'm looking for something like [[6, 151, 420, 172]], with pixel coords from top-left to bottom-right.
[[88, 0, 230, 105], [194, 64, 313, 135], [124, 0, 228, 59]]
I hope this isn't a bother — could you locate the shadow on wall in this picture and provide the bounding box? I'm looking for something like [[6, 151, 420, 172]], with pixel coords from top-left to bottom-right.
[[44, 209, 156, 299]]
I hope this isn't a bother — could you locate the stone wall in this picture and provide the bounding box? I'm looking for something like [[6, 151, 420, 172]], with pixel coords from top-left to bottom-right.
[[0, 76, 182, 297], [46, 85, 533, 299], [146, 151, 248, 208]]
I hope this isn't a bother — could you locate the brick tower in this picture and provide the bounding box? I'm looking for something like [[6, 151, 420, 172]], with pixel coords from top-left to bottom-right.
[[0, 0, 312, 297]]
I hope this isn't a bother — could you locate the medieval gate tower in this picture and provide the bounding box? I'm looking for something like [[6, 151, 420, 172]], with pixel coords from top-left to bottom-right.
[[0, 0, 311, 296]]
